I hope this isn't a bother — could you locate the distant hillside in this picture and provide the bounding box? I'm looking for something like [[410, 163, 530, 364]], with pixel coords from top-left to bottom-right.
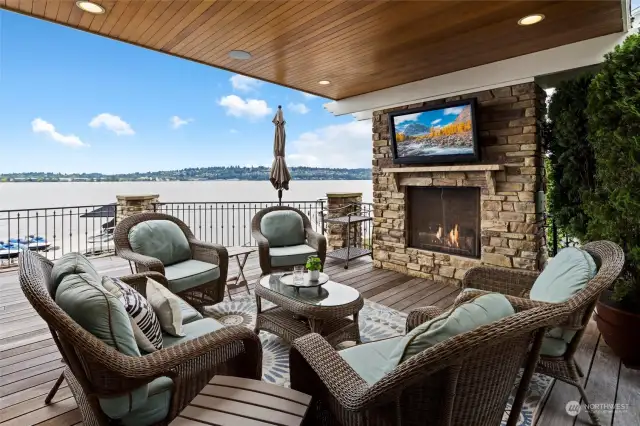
[[0, 166, 372, 182]]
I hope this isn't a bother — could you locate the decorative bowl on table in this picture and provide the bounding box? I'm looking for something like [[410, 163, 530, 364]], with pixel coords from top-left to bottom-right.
[[278, 272, 329, 291]]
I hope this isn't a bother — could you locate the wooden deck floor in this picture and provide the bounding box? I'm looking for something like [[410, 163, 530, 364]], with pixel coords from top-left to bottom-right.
[[1, 254, 638, 425]]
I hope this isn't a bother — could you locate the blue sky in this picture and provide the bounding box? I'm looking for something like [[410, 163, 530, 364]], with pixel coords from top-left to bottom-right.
[[0, 10, 371, 174], [394, 106, 467, 133]]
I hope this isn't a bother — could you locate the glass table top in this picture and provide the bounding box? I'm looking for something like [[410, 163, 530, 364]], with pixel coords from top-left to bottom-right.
[[259, 273, 361, 307]]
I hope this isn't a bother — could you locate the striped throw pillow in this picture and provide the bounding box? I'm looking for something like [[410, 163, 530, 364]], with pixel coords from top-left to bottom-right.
[[103, 277, 163, 352]]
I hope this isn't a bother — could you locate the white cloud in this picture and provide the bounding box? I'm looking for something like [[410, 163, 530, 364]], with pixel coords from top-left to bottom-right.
[[287, 120, 371, 168], [31, 118, 88, 147], [89, 113, 134, 135], [287, 102, 310, 114], [444, 107, 464, 115], [170, 115, 193, 129], [431, 119, 442, 125], [218, 95, 272, 120], [230, 74, 262, 92], [302, 93, 318, 99], [393, 113, 420, 124]]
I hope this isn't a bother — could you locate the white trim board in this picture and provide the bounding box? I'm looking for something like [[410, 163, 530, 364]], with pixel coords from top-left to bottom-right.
[[325, 28, 637, 117]]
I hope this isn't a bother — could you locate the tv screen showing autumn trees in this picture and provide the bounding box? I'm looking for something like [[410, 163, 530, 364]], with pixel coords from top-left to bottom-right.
[[392, 104, 475, 158]]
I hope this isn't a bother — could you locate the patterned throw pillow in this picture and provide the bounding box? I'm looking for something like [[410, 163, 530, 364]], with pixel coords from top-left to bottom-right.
[[103, 277, 163, 352]]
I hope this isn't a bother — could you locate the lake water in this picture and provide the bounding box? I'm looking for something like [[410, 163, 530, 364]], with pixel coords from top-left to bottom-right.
[[0, 180, 372, 264], [0, 180, 373, 210]]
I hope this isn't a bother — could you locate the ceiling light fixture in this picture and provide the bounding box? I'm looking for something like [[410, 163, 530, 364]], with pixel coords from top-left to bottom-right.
[[518, 14, 545, 26], [76, 1, 105, 14], [228, 50, 252, 60], [318, 80, 331, 85]]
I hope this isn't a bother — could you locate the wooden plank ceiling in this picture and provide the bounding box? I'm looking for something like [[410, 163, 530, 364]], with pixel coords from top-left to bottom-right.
[[0, 0, 623, 100]]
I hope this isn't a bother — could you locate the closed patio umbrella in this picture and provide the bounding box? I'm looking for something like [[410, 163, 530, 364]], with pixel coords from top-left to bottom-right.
[[270, 105, 291, 205]]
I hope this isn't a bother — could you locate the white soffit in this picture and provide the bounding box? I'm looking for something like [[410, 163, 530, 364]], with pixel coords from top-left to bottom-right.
[[325, 28, 636, 118]]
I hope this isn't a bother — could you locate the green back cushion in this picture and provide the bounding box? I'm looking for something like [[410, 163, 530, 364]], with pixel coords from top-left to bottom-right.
[[51, 252, 102, 296], [129, 220, 191, 266], [531, 247, 597, 352], [387, 293, 515, 368], [52, 253, 148, 419], [260, 210, 305, 247], [530, 247, 597, 303]]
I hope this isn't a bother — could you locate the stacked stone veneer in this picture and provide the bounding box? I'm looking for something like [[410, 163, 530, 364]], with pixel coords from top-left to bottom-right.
[[372, 82, 546, 287], [116, 194, 159, 223]]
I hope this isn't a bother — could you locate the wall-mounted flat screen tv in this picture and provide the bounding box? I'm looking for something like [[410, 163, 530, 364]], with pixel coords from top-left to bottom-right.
[[388, 99, 480, 165]]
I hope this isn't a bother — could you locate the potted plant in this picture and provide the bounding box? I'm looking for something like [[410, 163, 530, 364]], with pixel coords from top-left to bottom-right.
[[306, 256, 322, 281], [586, 33, 640, 368]]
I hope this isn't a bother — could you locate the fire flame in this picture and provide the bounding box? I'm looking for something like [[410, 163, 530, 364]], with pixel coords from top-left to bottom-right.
[[448, 224, 460, 247]]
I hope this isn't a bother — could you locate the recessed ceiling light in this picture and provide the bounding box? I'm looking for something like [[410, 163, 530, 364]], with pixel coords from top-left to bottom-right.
[[229, 50, 252, 60], [75, 1, 105, 14], [518, 14, 545, 26], [318, 80, 331, 85]]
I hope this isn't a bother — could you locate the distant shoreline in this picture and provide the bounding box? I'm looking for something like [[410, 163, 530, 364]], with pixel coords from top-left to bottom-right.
[[1, 166, 372, 183], [0, 177, 373, 183]]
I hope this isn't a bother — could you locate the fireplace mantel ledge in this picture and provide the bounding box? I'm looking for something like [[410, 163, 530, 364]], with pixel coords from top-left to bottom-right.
[[381, 165, 504, 173], [382, 164, 504, 194]]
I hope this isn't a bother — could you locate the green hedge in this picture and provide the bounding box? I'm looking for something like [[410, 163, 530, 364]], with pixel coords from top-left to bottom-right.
[[586, 33, 640, 308], [546, 74, 595, 240]]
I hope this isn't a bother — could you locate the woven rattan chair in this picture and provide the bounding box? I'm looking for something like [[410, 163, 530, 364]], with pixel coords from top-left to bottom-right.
[[18, 250, 262, 426], [114, 212, 228, 311], [455, 240, 625, 425], [251, 206, 326, 274], [290, 301, 569, 426]]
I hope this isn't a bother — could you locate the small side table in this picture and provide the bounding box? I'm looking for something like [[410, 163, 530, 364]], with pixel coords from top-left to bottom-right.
[[324, 213, 373, 269], [225, 246, 256, 299], [171, 375, 311, 425]]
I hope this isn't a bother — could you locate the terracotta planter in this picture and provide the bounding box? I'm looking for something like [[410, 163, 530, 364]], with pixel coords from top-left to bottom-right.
[[595, 292, 640, 369]]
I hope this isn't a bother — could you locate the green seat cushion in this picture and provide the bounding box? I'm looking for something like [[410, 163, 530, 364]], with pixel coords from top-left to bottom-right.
[[531, 247, 597, 355], [51, 252, 101, 296], [120, 376, 174, 426], [387, 294, 515, 369], [540, 336, 569, 357], [269, 244, 317, 268], [338, 337, 403, 385], [164, 260, 220, 294], [163, 318, 225, 347], [129, 220, 191, 266], [260, 210, 305, 247], [179, 298, 203, 324], [53, 254, 148, 419]]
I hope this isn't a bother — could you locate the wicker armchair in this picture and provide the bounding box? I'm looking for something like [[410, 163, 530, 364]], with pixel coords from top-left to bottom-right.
[[114, 212, 228, 310], [18, 250, 262, 426], [455, 240, 625, 425], [290, 302, 569, 426], [251, 206, 326, 274]]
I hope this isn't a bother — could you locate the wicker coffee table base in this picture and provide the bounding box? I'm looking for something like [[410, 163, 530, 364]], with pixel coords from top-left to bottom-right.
[[255, 306, 361, 347]]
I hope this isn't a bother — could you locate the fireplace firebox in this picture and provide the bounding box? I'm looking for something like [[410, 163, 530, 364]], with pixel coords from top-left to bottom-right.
[[408, 186, 480, 258]]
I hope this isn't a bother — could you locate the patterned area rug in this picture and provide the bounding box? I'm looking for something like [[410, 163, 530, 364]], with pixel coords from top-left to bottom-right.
[[204, 294, 553, 426]]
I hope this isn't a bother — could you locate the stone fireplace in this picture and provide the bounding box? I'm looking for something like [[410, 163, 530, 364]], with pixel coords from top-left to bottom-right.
[[407, 186, 481, 259], [372, 82, 546, 286]]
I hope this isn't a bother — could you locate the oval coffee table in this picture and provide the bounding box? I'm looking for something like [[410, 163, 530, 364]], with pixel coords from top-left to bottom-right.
[[254, 273, 363, 347]]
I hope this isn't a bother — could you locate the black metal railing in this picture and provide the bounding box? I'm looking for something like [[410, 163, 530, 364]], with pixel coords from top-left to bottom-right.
[[0, 205, 116, 268], [0, 200, 375, 269], [538, 212, 579, 256], [152, 201, 327, 247]]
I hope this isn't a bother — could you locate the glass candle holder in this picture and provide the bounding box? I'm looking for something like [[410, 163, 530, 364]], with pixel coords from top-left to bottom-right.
[[293, 265, 305, 284]]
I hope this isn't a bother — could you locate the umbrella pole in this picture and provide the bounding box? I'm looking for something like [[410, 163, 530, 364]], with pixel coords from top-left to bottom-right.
[[278, 189, 282, 206]]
